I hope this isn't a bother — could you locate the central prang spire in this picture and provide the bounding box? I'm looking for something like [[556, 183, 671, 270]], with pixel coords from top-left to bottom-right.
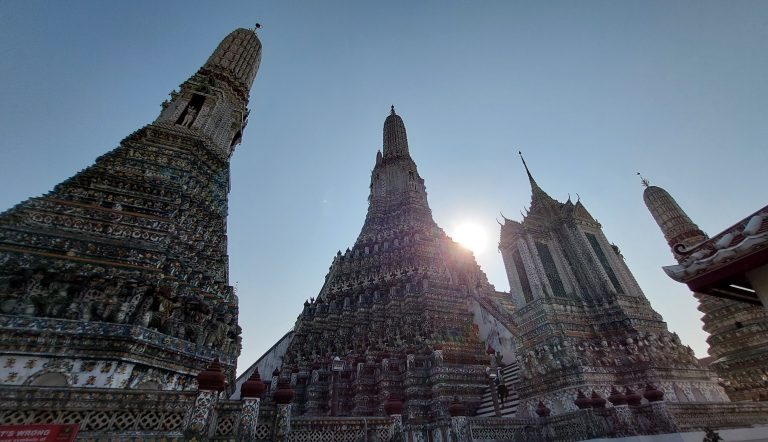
[[366, 108, 429, 213], [383, 105, 410, 159], [281, 106, 496, 421]]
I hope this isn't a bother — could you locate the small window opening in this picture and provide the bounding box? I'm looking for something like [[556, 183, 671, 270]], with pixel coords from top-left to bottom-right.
[[176, 94, 206, 127]]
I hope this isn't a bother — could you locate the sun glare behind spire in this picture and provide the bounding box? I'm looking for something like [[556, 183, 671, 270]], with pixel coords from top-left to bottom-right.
[[450, 221, 489, 255]]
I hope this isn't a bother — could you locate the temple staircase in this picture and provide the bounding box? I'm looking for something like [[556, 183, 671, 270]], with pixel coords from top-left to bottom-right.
[[475, 362, 521, 418]]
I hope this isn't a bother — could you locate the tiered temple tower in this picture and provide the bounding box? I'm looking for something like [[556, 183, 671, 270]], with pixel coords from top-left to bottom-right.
[[0, 28, 261, 391], [498, 156, 727, 416], [280, 108, 505, 422], [643, 181, 768, 401]]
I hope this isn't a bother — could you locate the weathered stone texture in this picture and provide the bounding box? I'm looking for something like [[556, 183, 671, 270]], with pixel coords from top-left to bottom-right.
[[499, 159, 728, 416], [278, 109, 502, 422], [0, 28, 262, 392]]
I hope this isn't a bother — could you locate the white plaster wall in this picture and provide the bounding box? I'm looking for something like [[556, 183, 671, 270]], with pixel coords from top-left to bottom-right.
[[0, 355, 139, 389], [470, 299, 517, 364], [230, 329, 294, 399]]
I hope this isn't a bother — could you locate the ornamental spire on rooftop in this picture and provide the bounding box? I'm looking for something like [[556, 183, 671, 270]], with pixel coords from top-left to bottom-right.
[[361, 108, 432, 235], [383, 105, 411, 159], [518, 151, 559, 217], [642, 179, 708, 260], [0, 27, 263, 393], [203, 28, 263, 94], [279, 107, 500, 420]]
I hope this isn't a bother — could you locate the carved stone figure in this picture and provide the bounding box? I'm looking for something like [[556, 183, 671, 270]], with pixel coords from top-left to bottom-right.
[[180, 106, 199, 128]]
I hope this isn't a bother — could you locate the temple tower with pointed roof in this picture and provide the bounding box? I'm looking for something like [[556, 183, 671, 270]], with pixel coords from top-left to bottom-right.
[[643, 181, 768, 401], [498, 156, 727, 416], [275, 108, 513, 423], [643, 183, 708, 258], [0, 28, 261, 392]]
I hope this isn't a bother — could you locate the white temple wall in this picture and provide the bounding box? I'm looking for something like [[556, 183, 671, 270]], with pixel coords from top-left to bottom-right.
[[470, 299, 517, 364], [0, 354, 188, 390], [230, 329, 293, 399]]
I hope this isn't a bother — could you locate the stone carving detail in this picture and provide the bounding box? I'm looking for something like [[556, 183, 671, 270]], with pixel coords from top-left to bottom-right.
[[450, 416, 469, 442], [238, 398, 261, 440], [0, 387, 194, 438], [278, 110, 498, 423], [0, 28, 261, 392], [695, 293, 768, 401], [185, 390, 217, 435], [275, 404, 292, 442]]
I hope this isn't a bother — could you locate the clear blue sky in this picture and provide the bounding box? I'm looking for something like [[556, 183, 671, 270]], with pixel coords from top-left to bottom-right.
[[1, 1, 766, 374]]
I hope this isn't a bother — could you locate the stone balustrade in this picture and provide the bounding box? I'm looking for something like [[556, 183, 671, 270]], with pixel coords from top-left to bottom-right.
[[3, 385, 768, 441], [0, 386, 195, 440]]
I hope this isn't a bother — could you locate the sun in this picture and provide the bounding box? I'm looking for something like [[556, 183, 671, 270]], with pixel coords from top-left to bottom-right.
[[450, 221, 489, 255]]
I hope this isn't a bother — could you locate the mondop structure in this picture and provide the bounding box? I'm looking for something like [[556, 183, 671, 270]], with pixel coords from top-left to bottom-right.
[[1, 28, 766, 441]]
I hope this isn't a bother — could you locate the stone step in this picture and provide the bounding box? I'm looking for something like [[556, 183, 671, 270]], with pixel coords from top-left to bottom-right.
[[475, 361, 521, 417], [476, 397, 520, 417]]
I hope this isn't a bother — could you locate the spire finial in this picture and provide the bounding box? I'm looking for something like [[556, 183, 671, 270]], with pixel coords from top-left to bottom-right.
[[518, 150, 559, 215], [518, 150, 536, 184], [253, 23, 262, 32], [390, 105, 395, 115], [637, 172, 650, 188]]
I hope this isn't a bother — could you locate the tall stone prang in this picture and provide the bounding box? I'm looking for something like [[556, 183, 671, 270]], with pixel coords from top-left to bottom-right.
[[644, 181, 768, 401], [642, 183, 709, 258], [279, 107, 505, 422], [498, 155, 728, 416], [0, 28, 261, 391]]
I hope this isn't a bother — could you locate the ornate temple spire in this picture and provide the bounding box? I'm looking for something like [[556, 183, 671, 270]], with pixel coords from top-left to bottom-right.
[[155, 28, 262, 158], [518, 151, 559, 217], [361, 108, 432, 237], [281, 106, 497, 421], [0, 28, 262, 393], [203, 28, 263, 93], [519, 150, 538, 190], [383, 105, 410, 159], [642, 178, 708, 260]]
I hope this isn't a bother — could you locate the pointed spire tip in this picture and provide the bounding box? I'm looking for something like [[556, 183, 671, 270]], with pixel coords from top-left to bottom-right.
[[518, 150, 535, 183], [637, 172, 650, 188], [390, 105, 395, 115]]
